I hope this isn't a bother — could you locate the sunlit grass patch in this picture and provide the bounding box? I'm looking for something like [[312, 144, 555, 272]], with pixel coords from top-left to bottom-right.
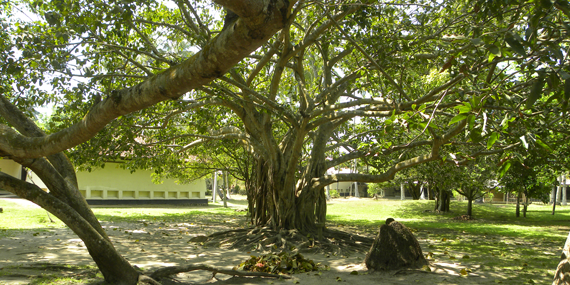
[[0, 200, 65, 231], [326, 198, 568, 285]]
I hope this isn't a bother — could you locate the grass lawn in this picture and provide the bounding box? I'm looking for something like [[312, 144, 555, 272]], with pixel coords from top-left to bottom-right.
[[1, 197, 568, 284], [328, 198, 570, 284]]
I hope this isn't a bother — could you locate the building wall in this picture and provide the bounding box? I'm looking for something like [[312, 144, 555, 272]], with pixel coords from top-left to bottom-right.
[[76, 164, 206, 200], [0, 159, 22, 179], [328, 181, 353, 193]]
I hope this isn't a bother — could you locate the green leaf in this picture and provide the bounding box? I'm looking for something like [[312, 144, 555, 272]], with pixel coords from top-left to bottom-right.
[[535, 138, 552, 151], [456, 102, 472, 114], [487, 44, 500, 55], [469, 128, 484, 143], [467, 114, 475, 130], [505, 34, 526, 56], [499, 161, 511, 178], [448, 113, 468, 125], [470, 38, 483, 45], [526, 76, 545, 109], [487, 132, 500, 149]]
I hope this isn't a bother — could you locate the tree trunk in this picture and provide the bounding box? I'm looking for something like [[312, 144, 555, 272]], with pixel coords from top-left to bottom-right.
[[522, 191, 528, 218], [553, 230, 570, 285], [409, 183, 422, 200], [553, 186, 558, 215], [516, 192, 521, 217], [435, 187, 450, 212], [467, 198, 473, 217], [0, 171, 140, 285], [223, 170, 228, 208], [248, 122, 333, 234]]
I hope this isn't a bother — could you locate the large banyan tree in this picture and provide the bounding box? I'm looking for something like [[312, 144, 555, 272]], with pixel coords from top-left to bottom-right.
[[2, 0, 570, 283]]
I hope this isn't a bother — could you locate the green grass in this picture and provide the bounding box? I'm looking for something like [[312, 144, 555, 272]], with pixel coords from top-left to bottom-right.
[[327, 199, 570, 240], [0, 200, 66, 232], [1, 198, 568, 284], [328, 199, 570, 284], [91, 204, 246, 223]]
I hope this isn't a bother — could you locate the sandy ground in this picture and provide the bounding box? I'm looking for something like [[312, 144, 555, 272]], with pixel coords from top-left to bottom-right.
[[0, 198, 509, 284]]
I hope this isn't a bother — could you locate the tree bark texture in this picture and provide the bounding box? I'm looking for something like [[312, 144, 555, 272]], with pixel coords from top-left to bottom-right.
[[516, 192, 521, 217], [0, 1, 294, 284], [0, 0, 292, 160], [553, 231, 570, 285], [434, 187, 450, 212], [408, 183, 422, 200]]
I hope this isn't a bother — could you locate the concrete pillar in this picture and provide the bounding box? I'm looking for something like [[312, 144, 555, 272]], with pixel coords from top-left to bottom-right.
[[400, 183, 405, 200], [326, 185, 331, 200], [563, 185, 568, 206], [225, 171, 231, 199], [354, 182, 360, 198], [212, 171, 218, 203]]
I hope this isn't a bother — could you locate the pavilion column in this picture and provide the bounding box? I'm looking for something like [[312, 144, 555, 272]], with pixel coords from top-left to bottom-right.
[[354, 182, 360, 198], [212, 171, 218, 203], [563, 185, 567, 206], [326, 185, 331, 200], [400, 183, 405, 200], [420, 185, 426, 200]]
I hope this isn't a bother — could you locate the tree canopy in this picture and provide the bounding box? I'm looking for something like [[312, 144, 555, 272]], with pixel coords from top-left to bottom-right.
[[1, 0, 570, 283]]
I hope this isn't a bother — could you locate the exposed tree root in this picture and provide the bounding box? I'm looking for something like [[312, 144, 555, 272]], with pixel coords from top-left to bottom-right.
[[136, 263, 290, 284], [149, 264, 290, 280], [195, 226, 373, 256]]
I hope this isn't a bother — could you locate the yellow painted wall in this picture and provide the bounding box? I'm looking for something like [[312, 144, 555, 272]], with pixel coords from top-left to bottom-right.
[[74, 163, 206, 199], [0, 159, 22, 178], [328, 181, 354, 193]]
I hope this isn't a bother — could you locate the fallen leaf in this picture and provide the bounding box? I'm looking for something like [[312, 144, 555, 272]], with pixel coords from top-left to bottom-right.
[[460, 268, 468, 276]]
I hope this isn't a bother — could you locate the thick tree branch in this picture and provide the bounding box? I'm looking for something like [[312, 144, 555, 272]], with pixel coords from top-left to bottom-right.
[[0, 0, 291, 159], [311, 120, 467, 189]]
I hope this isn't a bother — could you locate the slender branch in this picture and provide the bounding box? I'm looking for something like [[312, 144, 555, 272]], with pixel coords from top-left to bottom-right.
[[323, 8, 411, 101], [312, 120, 467, 189], [0, 0, 290, 159]]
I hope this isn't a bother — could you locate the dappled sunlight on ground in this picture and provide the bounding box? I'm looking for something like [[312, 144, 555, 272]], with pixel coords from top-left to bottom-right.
[[0, 197, 567, 284]]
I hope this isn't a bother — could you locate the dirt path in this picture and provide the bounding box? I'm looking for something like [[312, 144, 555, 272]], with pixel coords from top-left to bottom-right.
[[0, 199, 525, 284]]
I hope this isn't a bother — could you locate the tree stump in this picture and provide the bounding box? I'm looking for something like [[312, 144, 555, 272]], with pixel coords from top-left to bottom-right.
[[553, 231, 570, 284], [365, 218, 428, 271]]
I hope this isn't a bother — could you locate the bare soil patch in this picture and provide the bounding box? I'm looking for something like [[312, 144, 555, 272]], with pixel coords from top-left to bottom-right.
[[0, 199, 547, 284]]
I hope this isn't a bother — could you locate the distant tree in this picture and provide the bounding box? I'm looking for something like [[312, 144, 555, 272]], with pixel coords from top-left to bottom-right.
[[454, 159, 496, 217]]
